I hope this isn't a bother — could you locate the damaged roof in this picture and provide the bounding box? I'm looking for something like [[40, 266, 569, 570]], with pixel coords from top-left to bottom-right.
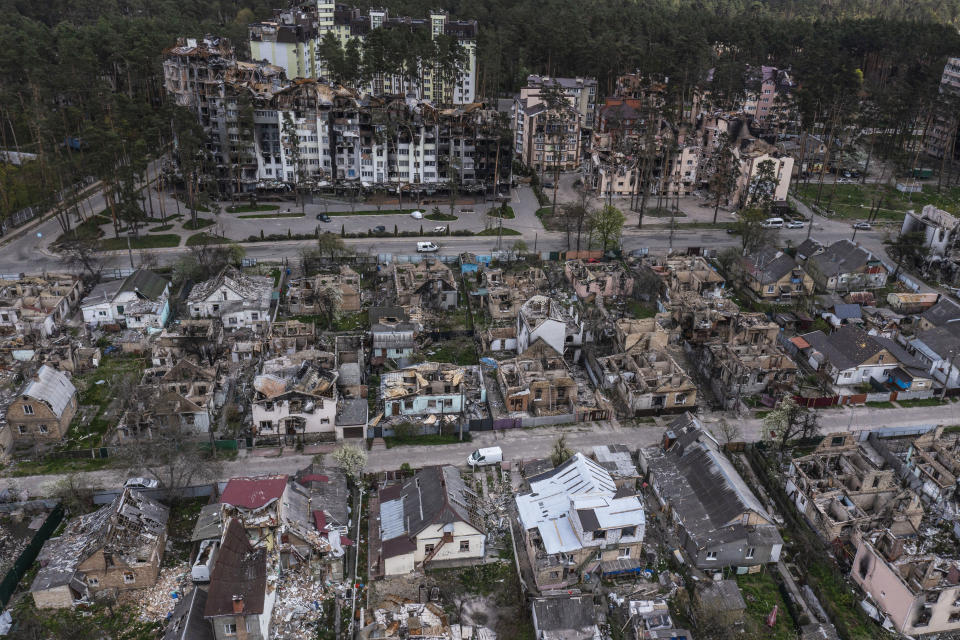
[[163, 586, 213, 640], [22, 365, 76, 418], [204, 519, 267, 618], [220, 475, 288, 509]]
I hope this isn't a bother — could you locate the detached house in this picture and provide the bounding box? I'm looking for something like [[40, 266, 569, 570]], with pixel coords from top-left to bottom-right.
[[516, 452, 646, 589], [252, 360, 338, 439], [31, 489, 169, 609], [187, 267, 273, 332], [517, 295, 588, 360], [5, 365, 78, 448], [643, 414, 782, 569], [381, 362, 484, 419], [81, 269, 171, 329], [797, 325, 932, 392], [374, 465, 485, 577], [369, 307, 417, 365], [129, 358, 219, 438], [393, 260, 458, 312], [802, 239, 888, 291], [736, 247, 813, 300]]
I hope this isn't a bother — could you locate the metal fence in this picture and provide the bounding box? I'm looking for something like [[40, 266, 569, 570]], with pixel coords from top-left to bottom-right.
[[0, 505, 64, 608], [521, 413, 577, 428]]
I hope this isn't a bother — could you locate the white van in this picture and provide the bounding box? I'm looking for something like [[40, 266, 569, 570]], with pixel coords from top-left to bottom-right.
[[417, 241, 439, 252], [467, 446, 503, 467], [761, 217, 784, 229]]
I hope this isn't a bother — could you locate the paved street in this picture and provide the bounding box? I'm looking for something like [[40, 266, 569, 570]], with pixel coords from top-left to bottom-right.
[[2, 402, 955, 498]]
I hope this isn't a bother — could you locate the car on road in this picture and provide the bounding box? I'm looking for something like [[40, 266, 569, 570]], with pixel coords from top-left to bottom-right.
[[433, 225, 447, 233], [853, 221, 872, 230], [316, 213, 331, 222], [417, 241, 439, 252], [786, 220, 805, 229], [542, 181, 554, 189], [726, 227, 738, 234], [410, 210, 424, 219], [124, 477, 159, 490], [373, 225, 386, 233]]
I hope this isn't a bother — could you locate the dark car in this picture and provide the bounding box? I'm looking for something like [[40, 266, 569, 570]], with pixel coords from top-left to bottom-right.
[[543, 181, 554, 189], [373, 225, 386, 233], [726, 227, 738, 234], [316, 213, 331, 222]]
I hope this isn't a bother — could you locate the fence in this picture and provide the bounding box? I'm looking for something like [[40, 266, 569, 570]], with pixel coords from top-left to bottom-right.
[[0, 504, 64, 608], [521, 413, 577, 428]]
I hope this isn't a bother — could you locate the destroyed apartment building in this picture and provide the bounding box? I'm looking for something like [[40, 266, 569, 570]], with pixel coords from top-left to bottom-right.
[[785, 433, 924, 544], [516, 452, 646, 589], [587, 349, 697, 416], [904, 426, 960, 504], [564, 259, 635, 301], [31, 489, 169, 609]]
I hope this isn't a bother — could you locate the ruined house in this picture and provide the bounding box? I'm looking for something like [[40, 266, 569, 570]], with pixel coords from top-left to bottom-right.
[[480, 266, 547, 324], [381, 362, 485, 419], [187, 267, 273, 332], [614, 317, 672, 354], [393, 260, 459, 313], [0, 274, 83, 338], [516, 294, 588, 361], [252, 360, 338, 439], [31, 489, 169, 609], [587, 350, 697, 416], [564, 259, 635, 301], [369, 307, 417, 365], [690, 342, 797, 409], [286, 265, 361, 315], [786, 433, 924, 543], [126, 358, 220, 440], [496, 356, 578, 416], [905, 426, 960, 504], [268, 320, 316, 355], [4, 364, 78, 449]]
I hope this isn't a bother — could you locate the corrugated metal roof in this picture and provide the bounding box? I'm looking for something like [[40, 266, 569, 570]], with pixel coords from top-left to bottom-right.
[[379, 497, 406, 541], [23, 365, 76, 418]]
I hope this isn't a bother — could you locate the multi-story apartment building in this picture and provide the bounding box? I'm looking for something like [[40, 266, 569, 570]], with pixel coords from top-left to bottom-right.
[[250, 5, 478, 105], [742, 65, 795, 128], [519, 76, 597, 132], [163, 41, 509, 195], [925, 57, 960, 160], [513, 99, 582, 172]]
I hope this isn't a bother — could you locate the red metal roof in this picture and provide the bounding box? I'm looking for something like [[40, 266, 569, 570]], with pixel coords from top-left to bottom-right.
[[313, 509, 327, 532], [340, 535, 354, 546], [790, 336, 810, 349], [302, 474, 329, 484], [220, 475, 288, 509]]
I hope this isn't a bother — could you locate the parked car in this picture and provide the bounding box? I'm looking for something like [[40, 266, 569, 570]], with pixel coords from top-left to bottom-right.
[[373, 225, 386, 233], [316, 213, 331, 222], [853, 221, 872, 230], [124, 477, 159, 489], [726, 227, 738, 234], [542, 181, 554, 189], [417, 241, 439, 252], [433, 225, 447, 233], [410, 210, 424, 219], [786, 220, 805, 229], [467, 446, 503, 467]]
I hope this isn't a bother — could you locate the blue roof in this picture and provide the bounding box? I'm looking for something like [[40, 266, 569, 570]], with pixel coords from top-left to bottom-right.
[[833, 304, 862, 320]]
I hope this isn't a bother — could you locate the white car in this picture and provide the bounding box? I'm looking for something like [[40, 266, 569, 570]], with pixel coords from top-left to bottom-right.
[[409, 210, 424, 219], [124, 477, 159, 489], [433, 225, 447, 233], [417, 241, 439, 252], [853, 221, 872, 230], [786, 220, 804, 229]]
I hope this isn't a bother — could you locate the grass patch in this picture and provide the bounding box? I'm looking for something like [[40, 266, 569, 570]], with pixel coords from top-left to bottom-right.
[[755, 410, 773, 419], [805, 561, 878, 639], [488, 205, 515, 219], [384, 433, 470, 448], [148, 224, 174, 232], [736, 572, 797, 640], [226, 203, 280, 213], [100, 234, 180, 250], [943, 424, 960, 434], [286, 311, 368, 332], [186, 232, 230, 246], [327, 209, 409, 216], [426, 212, 457, 221], [865, 400, 895, 409], [535, 206, 555, 219], [54, 215, 108, 245], [897, 397, 945, 408], [182, 217, 215, 230], [645, 207, 687, 218], [475, 226, 521, 236], [626, 299, 656, 319], [165, 497, 208, 566], [10, 457, 114, 476], [423, 338, 478, 365], [795, 182, 960, 221], [237, 212, 304, 219]]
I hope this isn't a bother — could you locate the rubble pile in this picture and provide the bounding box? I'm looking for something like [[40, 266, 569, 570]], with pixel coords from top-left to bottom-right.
[[118, 562, 190, 621], [271, 569, 337, 639]]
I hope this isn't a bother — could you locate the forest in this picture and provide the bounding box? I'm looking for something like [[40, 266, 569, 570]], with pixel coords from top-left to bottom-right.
[[2, 0, 960, 232]]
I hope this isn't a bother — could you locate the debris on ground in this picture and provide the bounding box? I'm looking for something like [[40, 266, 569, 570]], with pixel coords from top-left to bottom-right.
[[271, 568, 339, 639], [116, 562, 190, 622]]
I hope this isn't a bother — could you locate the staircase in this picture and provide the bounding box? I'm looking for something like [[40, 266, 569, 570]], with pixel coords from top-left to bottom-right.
[[421, 532, 454, 568]]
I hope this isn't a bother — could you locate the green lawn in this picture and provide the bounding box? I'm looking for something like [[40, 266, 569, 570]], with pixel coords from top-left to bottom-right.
[[10, 457, 114, 477], [645, 207, 687, 218], [423, 338, 478, 365], [488, 205, 515, 219], [897, 397, 946, 408], [476, 227, 521, 236], [865, 401, 895, 409], [237, 212, 304, 219], [226, 204, 280, 213], [185, 232, 230, 246], [426, 212, 457, 221], [55, 215, 108, 245], [626, 299, 657, 319], [796, 182, 960, 221], [100, 234, 180, 250], [736, 572, 797, 640], [182, 217, 215, 230], [148, 224, 174, 232], [285, 311, 368, 332]]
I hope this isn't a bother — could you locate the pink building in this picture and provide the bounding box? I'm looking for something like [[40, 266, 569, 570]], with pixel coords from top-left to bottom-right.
[[564, 260, 635, 301], [852, 528, 960, 635]]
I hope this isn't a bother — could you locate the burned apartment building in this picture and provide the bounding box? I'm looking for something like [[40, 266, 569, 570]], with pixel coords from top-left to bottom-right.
[[286, 265, 361, 315], [587, 350, 697, 416], [905, 427, 960, 504], [393, 260, 459, 314], [31, 489, 169, 609], [0, 274, 83, 338], [786, 433, 924, 544]]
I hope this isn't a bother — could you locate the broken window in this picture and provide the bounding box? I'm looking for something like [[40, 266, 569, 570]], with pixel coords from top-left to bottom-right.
[[260, 421, 273, 431], [706, 551, 718, 561], [123, 572, 135, 584], [224, 623, 237, 636], [459, 540, 470, 552], [38, 425, 47, 434], [22, 404, 34, 415], [621, 526, 636, 538], [593, 530, 605, 540], [424, 544, 435, 554], [745, 547, 755, 559], [87, 576, 99, 587], [17, 425, 26, 435]]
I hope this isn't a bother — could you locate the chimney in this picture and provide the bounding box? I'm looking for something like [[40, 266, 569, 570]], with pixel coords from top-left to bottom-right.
[[232, 595, 244, 614]]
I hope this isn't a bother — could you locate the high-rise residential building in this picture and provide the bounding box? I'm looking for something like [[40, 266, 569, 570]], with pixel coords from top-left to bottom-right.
[[925, 57, 960, 160], [248, 5, 478, 105]]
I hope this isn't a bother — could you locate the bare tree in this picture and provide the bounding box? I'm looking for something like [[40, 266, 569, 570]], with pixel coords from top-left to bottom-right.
[[59, 236, 103, 283]]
